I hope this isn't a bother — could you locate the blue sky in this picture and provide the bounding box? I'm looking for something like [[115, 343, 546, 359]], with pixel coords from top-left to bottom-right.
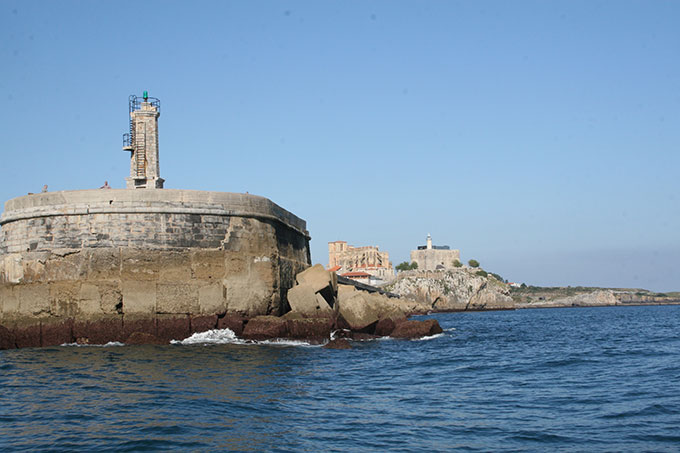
[[1, 1, 678, 291]]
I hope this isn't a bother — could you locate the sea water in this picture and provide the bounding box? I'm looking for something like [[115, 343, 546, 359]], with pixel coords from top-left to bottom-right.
[[2, 305, 679, 451]]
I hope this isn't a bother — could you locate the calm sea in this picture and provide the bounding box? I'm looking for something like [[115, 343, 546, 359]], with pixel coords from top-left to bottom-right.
[[2, 305, 679, 452]]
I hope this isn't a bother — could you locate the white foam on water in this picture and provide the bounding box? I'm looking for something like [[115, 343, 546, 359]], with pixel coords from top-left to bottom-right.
[[445, 327, 457, 332], [171, 328, 323, 347], [258, 338, 323, 347], [413, 333, 445, 341], [170, 328, 240, 345], [60, 341, 126, 347], [330, 329, 350, 341]]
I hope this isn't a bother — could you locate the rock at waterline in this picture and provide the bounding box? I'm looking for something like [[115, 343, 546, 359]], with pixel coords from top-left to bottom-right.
[[323, 338, 352, 349], [391, 319, 443, 339]]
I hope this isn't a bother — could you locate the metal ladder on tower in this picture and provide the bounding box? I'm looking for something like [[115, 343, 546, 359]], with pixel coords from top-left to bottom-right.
[[134, 127, 147, 178]]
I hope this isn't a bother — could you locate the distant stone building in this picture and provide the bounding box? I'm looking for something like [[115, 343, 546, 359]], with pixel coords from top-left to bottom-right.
[[328, 241, 394, 282], [410, 234, 460, 271]]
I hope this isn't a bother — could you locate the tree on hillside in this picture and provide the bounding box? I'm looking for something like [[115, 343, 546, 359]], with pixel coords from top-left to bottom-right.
[[453, 259, 462, 268], [396, 261, 419, 271], [468, 259, 480, 268], [396, 261, 410, 271]]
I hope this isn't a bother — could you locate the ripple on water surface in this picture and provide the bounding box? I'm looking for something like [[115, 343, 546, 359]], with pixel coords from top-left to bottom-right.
[[2, 305, 680, 451]]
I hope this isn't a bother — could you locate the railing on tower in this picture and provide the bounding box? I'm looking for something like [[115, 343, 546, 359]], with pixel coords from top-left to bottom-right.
[[122, 93, 160, 151], [129, 94, 161, 114]]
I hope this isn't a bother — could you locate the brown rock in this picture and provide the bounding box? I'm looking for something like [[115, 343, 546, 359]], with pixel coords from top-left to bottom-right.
[[286, 318, 333, 341], [391, 319, 443, 339], [41, 319, 73, 346], [241, 316, 287, 340], [0, 325, 16, 350], [125, 331, 166, 345], [73, 317, 124, 344], [282, 311, 306, 320], [156, 315, 191, 342], [190, 315, 217, 334], [323, 338, 351, 349], [217, 313, 245, 336], [350, 332, 379, 341], [374, 318, 396, 337]]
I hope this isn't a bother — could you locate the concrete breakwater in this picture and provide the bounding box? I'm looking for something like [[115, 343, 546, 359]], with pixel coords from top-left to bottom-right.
[[0, 189, 311, 348]]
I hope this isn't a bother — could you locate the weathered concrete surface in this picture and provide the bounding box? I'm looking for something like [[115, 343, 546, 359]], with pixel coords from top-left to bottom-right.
[[0, 189, 309, 254], [0, 189, 311, 348]]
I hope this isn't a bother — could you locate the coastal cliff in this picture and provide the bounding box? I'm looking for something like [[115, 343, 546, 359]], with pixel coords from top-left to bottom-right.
[[383, 269, 679, 312], [384, 268, 514, 311]]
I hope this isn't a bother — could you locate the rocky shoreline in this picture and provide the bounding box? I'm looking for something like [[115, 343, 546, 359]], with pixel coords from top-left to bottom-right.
[[0, 265, 441, 350], [384, 268, 680, 311]]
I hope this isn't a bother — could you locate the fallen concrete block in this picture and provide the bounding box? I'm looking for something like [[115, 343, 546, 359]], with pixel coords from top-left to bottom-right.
[[288, 284, 333, 317]]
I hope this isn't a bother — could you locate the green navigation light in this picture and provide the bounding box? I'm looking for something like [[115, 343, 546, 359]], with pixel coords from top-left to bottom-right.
[[143, 90, 148, 101]]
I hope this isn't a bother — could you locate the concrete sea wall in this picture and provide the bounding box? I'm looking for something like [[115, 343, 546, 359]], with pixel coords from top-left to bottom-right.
[[0, 189, 311, 348]]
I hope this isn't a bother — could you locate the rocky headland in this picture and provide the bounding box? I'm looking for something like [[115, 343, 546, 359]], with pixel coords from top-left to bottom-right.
[[384, 268, 514, 311], [383, 268, 680, 311]]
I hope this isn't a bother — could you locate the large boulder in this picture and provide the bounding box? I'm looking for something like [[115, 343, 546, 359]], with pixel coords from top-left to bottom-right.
[[242, 316, 287, 340], [295, 264, 337, 307], [337, 291, 380, 331], [391, 319, 443, 339], [287, 284, 333, 318], [286, 318, 333, 342], [296, 264, 336, 294], [374, 317, 398, 337]]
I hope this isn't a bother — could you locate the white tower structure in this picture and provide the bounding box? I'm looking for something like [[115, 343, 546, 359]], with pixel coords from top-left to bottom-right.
[[123, 91, 164, 189], [426, 233, 433, 250]]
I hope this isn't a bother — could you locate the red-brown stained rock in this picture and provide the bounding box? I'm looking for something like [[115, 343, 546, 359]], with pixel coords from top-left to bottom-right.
[[156, 315, 190, 342], [323, 338, 351, 349], [286, 318, 333, 342], [125, 331, 165, 345], [217, 313, 245, 336], [123, 318, 156, 339], [241, 316, 287, 340], [374, 318, 396, 337], [13, 324, 42, 348], [73, 317, 124, 344], [390, 319, 443, 339], [0, 325, 16, 350], [191, 315, 218, 334], [350, 332, 379, 341], [41, 319, 73, 346]]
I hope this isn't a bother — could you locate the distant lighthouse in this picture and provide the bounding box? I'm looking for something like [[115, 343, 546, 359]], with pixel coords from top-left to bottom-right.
[[122, 91, 164, 189], [426, 233, 432, 250]]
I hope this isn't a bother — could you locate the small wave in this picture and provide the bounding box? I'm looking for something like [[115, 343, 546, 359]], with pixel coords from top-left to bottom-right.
[[445, 327, 456, 332], [171, 328, 239, 345], [171, 329, 321, 347], [60, 341, 125, 347], [413, 333, 445, 341], [257, 338, 322, 347]]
